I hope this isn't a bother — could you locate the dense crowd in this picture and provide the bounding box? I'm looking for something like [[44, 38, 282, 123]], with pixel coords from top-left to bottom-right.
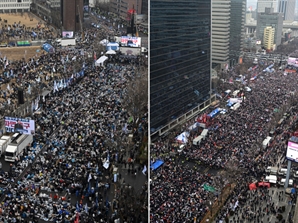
[[150, 55, 298, 222], [0, 11, 148, 223]]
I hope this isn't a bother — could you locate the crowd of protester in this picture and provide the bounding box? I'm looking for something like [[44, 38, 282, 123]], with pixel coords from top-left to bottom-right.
[[151, 53, 298, 222], [0, 12, 148, 223]]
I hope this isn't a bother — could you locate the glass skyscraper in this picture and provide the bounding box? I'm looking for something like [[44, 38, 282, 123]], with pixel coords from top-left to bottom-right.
[[150, 0, 211, 130]]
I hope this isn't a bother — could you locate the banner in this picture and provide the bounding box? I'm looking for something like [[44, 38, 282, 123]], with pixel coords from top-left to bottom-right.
[[5, 117, 35, 135], [121, 36, 141, 47]]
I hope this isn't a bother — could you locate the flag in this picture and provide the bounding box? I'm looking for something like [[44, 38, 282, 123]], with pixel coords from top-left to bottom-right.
[[88, 181, 91, 193], [94, 51, 97, 61], [76, 201, 80, 212], [74, 212, 79, 223], [84, 203, 88, 213], [7, 84, 10, 91], [53, 81, 56, 92], [28, 84, 31, 94], [142, 165, 147, 175], [96, 197, 98, 207], [87, 173, 92, 182]]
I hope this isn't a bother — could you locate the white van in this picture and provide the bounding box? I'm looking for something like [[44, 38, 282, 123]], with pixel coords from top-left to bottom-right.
[[265, 175, 277, 183], [201, 129, 209, 139], [266, 166, 278, 175], [232, 90, 240, 97], [278, 178, 293, 186], [278, 168, 287, 176], [231, 103, 241, 110], [193, 136, 203, 146], [262, 136, 272, 149]]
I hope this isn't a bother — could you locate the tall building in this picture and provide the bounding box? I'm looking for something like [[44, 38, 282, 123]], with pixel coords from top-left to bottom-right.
[[229, 0, 246, 66], [278, 0, 295, 20], [257, 0, 278, 13], [211, 0, 230, 68], [0, 0, 31, 13], [256, 8, 283, 46], [263, 26, 275, 49], [150, 0, 211, 130], [211, 0, 246, 68], [31, 0, 61, 27], [141, 0, 148, 15], [61, 0, 84, 32], [110, 0, 142, 20]]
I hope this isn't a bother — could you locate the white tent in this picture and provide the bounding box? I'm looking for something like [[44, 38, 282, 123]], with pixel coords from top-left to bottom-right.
[[95, 56, 108, 66], [175, 132, 190, 144], [100, 39, 109, 45], [106, 50, 116, 55]]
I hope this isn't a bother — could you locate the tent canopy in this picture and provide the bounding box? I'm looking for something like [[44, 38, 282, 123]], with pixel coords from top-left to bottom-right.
[[95, 56, 108, 66], [258, 182, 270, 188], [175, 132, 189, 144], [249, 183, 257, 190], [150, 160, 164, 170], [106, 50, 116, 55]]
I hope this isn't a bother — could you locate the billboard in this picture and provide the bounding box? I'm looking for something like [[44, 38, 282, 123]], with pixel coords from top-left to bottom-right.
[[121, 36, 141, 47], [287, 57, 298, 67], [5, 117, 35, 135], [62, 31, 74, 39], [286, 141, 298, 162]]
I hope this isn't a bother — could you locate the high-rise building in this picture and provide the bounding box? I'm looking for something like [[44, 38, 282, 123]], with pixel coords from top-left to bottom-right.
[[150, 0, 211, 130], [0, 0, 31, 13], [211, 0, 246, 69], [211, 0, 230, 68], [61, 0, 84, 32], [263, 26, 275, 49], [141, 0, 148, 15], [256, 8, 283, 46], [229, 0, 246, 66], [257, 0, 278, 13], [110, 0, 142, 20], [278, 0, 295, 20]]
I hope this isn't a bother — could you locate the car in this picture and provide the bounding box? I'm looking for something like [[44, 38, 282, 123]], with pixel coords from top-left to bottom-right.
[[278, 178, 293, 186]]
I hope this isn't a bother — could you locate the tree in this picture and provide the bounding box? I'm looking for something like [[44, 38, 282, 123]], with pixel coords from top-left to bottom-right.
[[122, 68, 148, 128]]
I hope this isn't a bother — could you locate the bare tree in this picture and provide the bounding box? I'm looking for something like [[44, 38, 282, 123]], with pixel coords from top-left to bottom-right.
[[122, 68, 148, 128]]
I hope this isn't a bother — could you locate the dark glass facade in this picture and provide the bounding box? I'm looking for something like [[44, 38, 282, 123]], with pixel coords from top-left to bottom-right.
[[229, 0, 246, 65], [150, 0, 211, 130]]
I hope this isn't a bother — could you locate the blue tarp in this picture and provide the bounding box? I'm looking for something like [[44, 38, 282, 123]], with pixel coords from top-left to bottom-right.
[[42, 43, 54, 53], [208, 108, 220, 118], [226, 102, 235, 107], [150, 160, 164, 170]]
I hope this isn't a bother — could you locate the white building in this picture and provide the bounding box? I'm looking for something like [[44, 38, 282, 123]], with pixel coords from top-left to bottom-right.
[[0, 0, 31, 13], [89, 0, 110, 8], [278, 0, 296, 20], [211, 0, 231, 67], [257, 0, 278, 13]]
